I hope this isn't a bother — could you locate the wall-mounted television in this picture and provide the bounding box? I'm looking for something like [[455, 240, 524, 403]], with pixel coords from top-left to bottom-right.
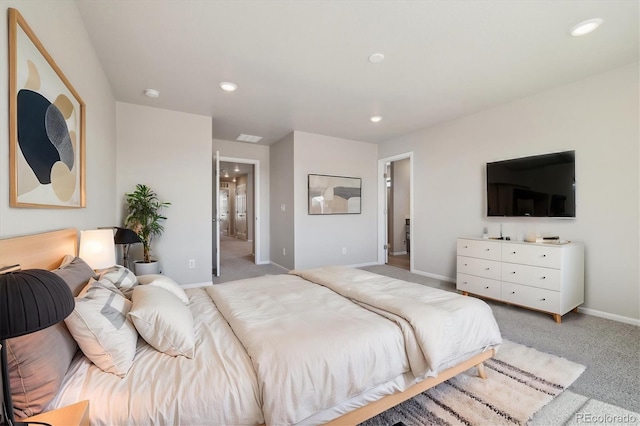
[[486, 150, 575, 218]]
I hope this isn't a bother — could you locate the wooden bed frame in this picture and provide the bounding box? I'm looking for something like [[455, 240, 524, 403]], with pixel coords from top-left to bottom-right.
[[0, 228, 494, 425]]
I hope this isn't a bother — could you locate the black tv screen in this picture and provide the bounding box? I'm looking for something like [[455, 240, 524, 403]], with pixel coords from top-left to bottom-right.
[[486, 151, 575, 217]]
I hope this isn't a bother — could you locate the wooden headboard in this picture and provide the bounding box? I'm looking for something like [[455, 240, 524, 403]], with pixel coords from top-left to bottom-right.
[[0, 228, 78, 271]]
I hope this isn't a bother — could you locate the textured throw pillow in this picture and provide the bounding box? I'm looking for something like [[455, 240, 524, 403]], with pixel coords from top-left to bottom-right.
[[99, 265, 138, 298], [5, 323, 78, 419], [129, 285, 195, 358], [77, 277, 125, 298], [65, 279, 138, 377], [52, 256, 97, 296], [136, 274, 189, 305]]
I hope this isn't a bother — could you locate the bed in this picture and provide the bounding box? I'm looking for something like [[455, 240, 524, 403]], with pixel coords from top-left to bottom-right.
[[0, 228, 502, 425]]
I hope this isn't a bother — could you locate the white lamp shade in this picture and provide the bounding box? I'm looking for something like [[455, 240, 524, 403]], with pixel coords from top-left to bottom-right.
[[79, 229, 116, 270]]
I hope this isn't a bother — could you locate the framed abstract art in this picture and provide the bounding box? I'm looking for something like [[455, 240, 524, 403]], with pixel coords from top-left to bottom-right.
[[308, 174, 362, 215], [8, 8, 86, 208]]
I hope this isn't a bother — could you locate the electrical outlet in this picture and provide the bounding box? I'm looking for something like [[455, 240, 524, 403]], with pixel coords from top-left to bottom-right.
[[342, 247, 347, 255], [283, 248, 286, 256], [188, 259, 195, 269]]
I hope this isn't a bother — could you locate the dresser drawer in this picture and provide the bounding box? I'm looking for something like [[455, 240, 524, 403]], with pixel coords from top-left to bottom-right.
[[457, 273, 502, 300], [501, 263, 561, 291], [457, 256, 501, 280], [502, 282, 560, 313], [457, 239, 501, 261], [502, 243, 560, 269]]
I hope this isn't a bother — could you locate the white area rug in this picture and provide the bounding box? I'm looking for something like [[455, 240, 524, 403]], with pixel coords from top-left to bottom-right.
[[361, 340, 586, 425]]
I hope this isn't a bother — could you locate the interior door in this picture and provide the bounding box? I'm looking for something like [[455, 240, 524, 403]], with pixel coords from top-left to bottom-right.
[[384, 167, 390, 264], [213, 151, 221, 277], [235, 184, 247, 240]]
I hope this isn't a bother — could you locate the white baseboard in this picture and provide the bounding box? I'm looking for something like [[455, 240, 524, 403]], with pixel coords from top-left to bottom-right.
[[577, 307, 640, 326], [256, 260, 271, 265], [411, 269, 456, 283], [348, 261, 379, 268], [181, 281, 213, 289], [269, 261, 289, 270]]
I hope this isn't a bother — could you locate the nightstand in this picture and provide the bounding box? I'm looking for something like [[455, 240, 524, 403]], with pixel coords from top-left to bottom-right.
[[23, 400, 90, 426]]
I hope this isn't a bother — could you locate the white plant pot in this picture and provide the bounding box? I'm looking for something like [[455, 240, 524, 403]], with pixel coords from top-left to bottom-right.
[[134, 261, 160, 275]]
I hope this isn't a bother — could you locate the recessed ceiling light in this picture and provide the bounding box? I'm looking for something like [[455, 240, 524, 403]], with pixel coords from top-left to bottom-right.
[[144, 88, 160, 98], [236, 134, 263, 143], [370, 115, 382, 123], [571, 18, 603, 36], [234, 166, 240, 172], [368, 53, 385, 64], [220, 82, 237, 92]]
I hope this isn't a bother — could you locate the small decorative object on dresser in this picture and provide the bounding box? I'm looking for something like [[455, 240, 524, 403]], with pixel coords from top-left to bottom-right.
[[456, 237, 584, 323]]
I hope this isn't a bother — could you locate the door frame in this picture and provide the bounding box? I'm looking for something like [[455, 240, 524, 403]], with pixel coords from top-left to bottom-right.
[[220, 155, 261, 264], [377, 152, 413, 270]]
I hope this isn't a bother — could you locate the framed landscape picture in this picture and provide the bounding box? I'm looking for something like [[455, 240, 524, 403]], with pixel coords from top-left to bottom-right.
[[8, 8, 86, 208], [308, 174, 361, 215]]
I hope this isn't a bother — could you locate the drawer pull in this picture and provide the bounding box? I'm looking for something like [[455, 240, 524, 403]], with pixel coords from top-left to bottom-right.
[[511, 271, 516, 274], [542, 254, 547, 258], [512, 251, 516, 254], [541, 276, 546, 280], [485, 248, 490, 251], [511, 291, 516, 294], [485, 286, 490, 289], [485, 267, 490, 270], [464, 263, 468, 266], [541, 298, 546, 301], [464, 245, 468, 248]]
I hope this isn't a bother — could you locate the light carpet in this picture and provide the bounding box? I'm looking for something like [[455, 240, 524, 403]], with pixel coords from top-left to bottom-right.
[[360, 340, 586, 426]]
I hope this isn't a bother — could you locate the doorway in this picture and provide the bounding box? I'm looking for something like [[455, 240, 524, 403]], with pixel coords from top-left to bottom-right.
[[213, 156, 261, 278], [378, 153, 413, 270]]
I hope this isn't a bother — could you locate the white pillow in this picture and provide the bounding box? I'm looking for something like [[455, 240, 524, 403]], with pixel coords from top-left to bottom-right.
[[77, 277, 124, 298], [136, 274, 189, 305], [64, 279, 138, 377], [99, 265, 138, 298], [129, 286, 195, 358]]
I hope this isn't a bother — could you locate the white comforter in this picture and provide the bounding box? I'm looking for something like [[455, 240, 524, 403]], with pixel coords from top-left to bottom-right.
[[51, 268, 501, 426], [207, 274, 410, 425], [291, 267, 503, 378], [49, 288, 264, 425]]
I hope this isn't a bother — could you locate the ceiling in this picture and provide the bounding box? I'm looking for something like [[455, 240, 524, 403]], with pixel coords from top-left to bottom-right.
[[76, 1, 638, 146], [219, 161, 253, 183]]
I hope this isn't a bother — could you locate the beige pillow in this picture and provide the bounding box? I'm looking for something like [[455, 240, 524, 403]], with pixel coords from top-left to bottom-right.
[[129, 285, 195, 358], [136, 274, 189, 304], [65, 279, 138, 377], [6, 323, 77, 418], [52, 256, 97, 296]]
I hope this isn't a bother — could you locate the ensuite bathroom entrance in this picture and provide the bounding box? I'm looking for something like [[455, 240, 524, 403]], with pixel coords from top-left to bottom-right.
[[379, 152, 413, 271]]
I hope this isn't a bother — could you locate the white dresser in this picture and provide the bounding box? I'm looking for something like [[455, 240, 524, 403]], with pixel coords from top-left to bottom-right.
[[456, 237, 584, 323]]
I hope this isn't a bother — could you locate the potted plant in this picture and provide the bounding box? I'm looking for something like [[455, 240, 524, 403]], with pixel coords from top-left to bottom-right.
[[124, 184, 170, 275]]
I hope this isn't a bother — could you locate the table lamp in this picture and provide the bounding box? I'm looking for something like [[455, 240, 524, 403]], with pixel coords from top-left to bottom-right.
[[113, 228, 141, 270], [0, 269, 74, 425], [79, 229, 116, 271]]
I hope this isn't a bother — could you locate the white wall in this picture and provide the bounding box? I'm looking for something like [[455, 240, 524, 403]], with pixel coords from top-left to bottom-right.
[[213, 138, 271, 264], [116, 103, 212, 285], [379, 63, 639, 322], [294, 131, 378, 269], [270, 133, 295, 269], [0, 1, 116, 239]]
